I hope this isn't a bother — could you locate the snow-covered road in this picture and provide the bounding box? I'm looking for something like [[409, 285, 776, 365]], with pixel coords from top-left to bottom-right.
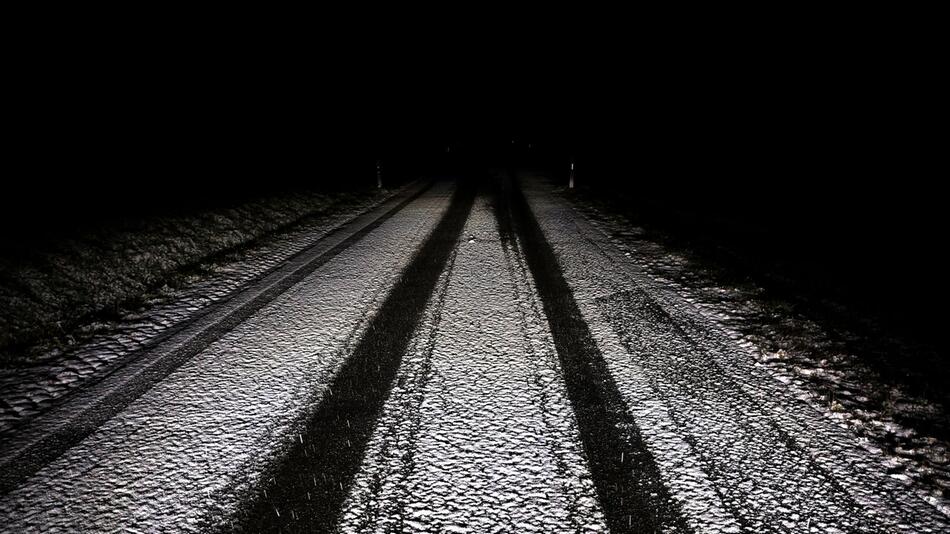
[[0, 174, 946, 533], [519, 174, 948, 532], [0, 182, 455, 532], [338, 188, 605, 533]]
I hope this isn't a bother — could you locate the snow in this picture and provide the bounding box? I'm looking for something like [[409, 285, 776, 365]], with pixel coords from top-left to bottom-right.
[[0, 183, 455, 533], [521, 173, 949, 532], [2, 174, 946, 532], [0, 187, 399, 435], [337, 192, 606, 533], [568, 178, 950, 515]]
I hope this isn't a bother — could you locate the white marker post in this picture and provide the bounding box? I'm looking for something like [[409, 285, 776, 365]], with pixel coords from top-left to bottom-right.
[[376, 159, 382, 189], [569, 159, 575, 189]]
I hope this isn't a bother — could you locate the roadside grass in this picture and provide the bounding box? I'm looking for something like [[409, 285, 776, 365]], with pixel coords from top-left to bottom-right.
[[0, 188, 387, 367]]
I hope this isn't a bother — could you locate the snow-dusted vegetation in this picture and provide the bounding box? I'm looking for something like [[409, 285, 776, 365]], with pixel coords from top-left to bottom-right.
[[0, 188, 385, 366]]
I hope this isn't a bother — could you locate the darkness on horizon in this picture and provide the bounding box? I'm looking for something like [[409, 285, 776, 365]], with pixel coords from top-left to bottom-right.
[[3, 50, 945, 371]]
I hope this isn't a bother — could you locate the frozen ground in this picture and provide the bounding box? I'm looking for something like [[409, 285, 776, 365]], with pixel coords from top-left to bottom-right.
[[0, 188, 389, 366], [339, 191, 606, 533], [564, 178, 950, 513], [0, 182, 453, 532], [522, 173, 947, 529], [0, 174, 945, 533], [0, 187, 398, 434]]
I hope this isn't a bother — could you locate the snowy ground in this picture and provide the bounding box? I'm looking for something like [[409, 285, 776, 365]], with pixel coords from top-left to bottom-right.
[[0, 182, 453, 532], [338, 190, 606, 533], [0, 187, 398, 435], [0, 174, 946, 533], [0, 188, 390, 366], [521, 173, 947, 531], [563, 177, 950, 514]]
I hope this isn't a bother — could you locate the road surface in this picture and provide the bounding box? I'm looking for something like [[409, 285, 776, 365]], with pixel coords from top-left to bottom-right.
[[0, 174, 945, 533]]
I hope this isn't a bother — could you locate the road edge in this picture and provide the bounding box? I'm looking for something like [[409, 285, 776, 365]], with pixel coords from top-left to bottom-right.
[[0, 179, 434, 495]]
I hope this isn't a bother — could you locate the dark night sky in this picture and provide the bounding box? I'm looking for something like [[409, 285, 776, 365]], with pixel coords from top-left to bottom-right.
[[7, 30, 941, 240], [4, 23, 945, 352]]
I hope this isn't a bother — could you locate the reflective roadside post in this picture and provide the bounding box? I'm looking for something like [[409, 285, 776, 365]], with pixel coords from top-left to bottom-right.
[[569, 158, 575, 189], [376, 159, 382, 189]]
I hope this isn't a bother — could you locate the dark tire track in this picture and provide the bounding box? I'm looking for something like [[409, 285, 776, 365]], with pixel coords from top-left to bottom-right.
[[347, 243, 457, 532], [229, 179, 476, 533], [599, 289, 876, 530], [0, 181, 434, 496], [497, 174, 691, 533]]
